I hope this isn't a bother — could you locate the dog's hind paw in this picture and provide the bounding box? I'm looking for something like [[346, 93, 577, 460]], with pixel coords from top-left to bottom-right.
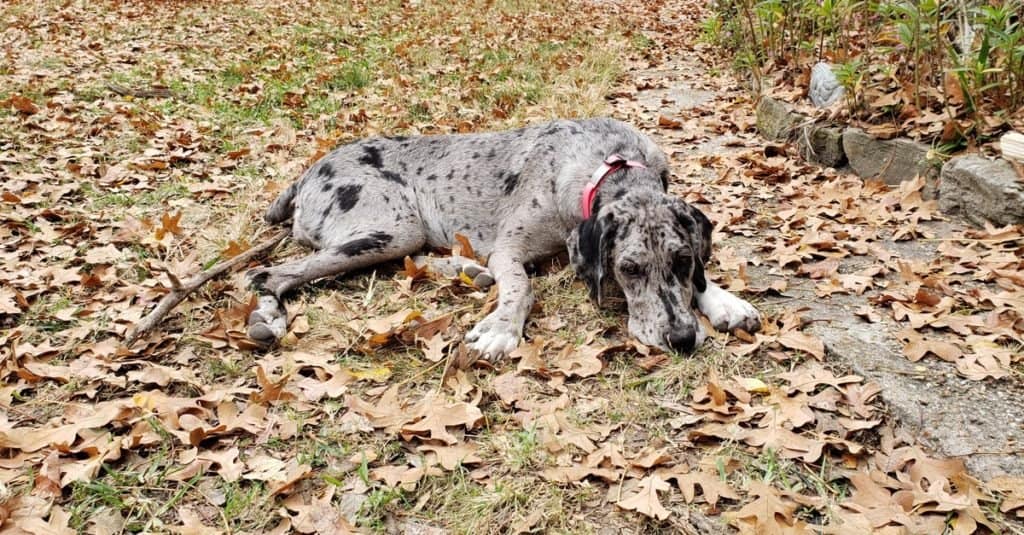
[[415, 255, 495, 288], [247, 295, 288, 344], [462, 263, 495, 288], [466, 314, 521, 360]]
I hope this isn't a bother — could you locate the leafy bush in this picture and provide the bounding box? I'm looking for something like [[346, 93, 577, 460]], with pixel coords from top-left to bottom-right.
[[708, 0, 1024, 144]]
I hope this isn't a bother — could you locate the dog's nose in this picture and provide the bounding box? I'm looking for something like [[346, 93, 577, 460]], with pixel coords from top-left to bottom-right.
[[666, 330, 696, 352]]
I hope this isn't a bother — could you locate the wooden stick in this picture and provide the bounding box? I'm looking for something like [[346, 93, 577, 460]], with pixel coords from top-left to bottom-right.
[[126, 229, 289, 343]]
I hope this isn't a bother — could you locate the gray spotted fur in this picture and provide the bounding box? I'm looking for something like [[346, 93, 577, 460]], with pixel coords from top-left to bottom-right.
[[246, 117, 761, 356]]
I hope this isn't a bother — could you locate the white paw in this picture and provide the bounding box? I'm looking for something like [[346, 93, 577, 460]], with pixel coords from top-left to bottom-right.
[[466, 313, 521, 360], [695, 320, 708, 347], [248, 295, 288, 344], [697, 285, 762, 333]]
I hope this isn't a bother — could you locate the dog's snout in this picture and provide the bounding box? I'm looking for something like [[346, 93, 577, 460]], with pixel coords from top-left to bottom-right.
[[666, 330, 696, 352]]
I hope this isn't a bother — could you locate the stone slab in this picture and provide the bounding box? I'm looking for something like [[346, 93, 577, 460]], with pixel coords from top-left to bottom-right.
[[842, 128, 939, 197], [940, 155, 1024, 226]]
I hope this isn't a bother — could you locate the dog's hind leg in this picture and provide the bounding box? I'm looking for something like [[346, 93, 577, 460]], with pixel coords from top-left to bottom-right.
[[246, 227, 426, 344]]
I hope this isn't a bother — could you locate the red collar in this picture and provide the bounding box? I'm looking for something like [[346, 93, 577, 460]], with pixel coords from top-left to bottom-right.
[[581, 154, 647, 219]]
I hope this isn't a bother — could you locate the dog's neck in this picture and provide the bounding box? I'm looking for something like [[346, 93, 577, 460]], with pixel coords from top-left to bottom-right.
[[555, 159, 665, 230], [584, 167, 663, 220]]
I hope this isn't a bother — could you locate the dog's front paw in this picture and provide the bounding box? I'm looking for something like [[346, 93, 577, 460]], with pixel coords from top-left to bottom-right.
[[248, 295, 288, 344], [466, 313, 521, 360], [699, 287, 762, 334]]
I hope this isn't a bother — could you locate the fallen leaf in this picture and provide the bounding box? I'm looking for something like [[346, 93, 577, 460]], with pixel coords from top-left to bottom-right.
[[616, 474, 672, 520]]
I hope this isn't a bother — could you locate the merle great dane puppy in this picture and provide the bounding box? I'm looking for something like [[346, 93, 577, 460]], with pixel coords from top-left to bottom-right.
[[246, 118, 761, 358]]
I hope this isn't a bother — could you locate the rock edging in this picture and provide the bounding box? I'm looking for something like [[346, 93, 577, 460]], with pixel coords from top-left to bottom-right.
[[754, 96, 1024, 226]]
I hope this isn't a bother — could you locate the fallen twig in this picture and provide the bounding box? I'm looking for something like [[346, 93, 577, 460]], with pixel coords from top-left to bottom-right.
[[126, 229, 289, 343], [106, 82, 173, 99]]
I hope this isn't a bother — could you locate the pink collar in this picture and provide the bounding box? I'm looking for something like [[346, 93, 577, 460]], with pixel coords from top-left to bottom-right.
[[581, 154, 647, 219]]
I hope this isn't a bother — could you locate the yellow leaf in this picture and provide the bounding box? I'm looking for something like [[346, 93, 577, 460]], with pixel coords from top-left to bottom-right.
[[347, 367, 392, 382], [735, 376, 770, 394], [133, 392, 156, 410]]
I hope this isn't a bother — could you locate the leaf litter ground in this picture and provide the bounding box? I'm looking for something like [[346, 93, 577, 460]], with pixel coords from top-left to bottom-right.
[[1, 0, 1023, 533]]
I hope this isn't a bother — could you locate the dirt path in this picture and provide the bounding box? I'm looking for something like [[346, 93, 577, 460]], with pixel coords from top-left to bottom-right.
[[611, 0, 1024, 493], [612, 1, 1024, 483]]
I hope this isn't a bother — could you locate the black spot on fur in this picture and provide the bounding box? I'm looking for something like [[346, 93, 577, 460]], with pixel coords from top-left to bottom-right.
[[416, 166, 424, 175], [318, 162, 335, 178], [446, 170, 455, 181], [322, 182, 333, 192], [487, 148, 496, 159], [399, 162, 408, 172], [531, 198, 540, 208], [472, 152, 480, 159], [381, 170, 406, 185], [658, 288, 678, 324], [501, 171, 520, 195], [426, 174, 437, 181], [358, 145, 384, 169], [335, 232, 393, 257], [249, 270, 269, 291], [333, 184, 362, 212]]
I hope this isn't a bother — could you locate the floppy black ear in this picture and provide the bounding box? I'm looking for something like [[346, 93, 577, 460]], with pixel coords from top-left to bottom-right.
[[567, 214, 617, 305], [671, 202, 713, 293]]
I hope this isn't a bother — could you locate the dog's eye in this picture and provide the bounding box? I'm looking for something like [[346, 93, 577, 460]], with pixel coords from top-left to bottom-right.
[[620, 262, 642, 277], [672, 251, 691, 273]]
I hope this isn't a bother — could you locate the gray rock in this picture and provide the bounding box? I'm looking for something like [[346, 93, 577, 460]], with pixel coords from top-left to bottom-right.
[[756, 97, 846, 167], [797, 123, 846, 168], [755, 97, 804, 141], [809, 62, 845, 107], [842, 127, 939, 197], [940, 156, 1024, 226]]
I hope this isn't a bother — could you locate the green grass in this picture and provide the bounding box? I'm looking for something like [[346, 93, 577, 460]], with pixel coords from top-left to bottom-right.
[[0, 1, 647, 533]]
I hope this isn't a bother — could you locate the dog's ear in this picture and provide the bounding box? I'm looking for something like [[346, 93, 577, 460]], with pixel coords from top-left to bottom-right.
[[671, 201, 713, 293], [567, 214, 616, 305]]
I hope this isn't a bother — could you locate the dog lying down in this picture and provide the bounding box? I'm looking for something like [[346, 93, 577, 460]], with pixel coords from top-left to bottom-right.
[[246, 118, 761, 358]]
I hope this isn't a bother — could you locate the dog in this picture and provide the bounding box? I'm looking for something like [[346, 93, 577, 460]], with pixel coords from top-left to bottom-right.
[[246, 118, 761, 358]]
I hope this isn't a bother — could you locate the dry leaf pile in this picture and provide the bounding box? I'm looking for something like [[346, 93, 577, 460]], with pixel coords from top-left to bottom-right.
[[1, 0, 1022, 533]]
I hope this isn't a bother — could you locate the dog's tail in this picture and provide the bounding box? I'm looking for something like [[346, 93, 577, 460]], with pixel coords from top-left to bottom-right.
[[264, 181, 299, 224]]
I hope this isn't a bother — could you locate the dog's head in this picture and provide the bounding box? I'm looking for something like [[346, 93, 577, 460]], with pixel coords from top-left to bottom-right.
[[567, 189, 713, 352]]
